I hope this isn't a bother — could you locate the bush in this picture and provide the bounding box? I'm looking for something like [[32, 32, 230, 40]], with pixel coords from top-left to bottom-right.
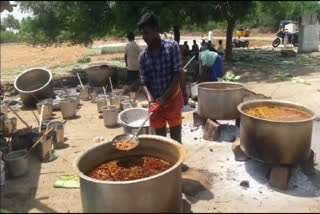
[[0, 31, 23, 43], [77, 57, 91, 63]]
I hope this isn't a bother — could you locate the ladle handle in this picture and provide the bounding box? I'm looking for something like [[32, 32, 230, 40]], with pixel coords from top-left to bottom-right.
[[134, 102, 160, 137], [150, 102, 161, 113]]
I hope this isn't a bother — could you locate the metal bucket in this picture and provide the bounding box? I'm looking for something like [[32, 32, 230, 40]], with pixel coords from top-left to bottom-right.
[[47, 121, 64, 146], [60, 99, 77, 119], [80, 87, 89, 101], [110, 96, 121, 107], [198, 82, 245, 120], [120, 100, 132, 110], [4, 118, 17, 134], [119, 108, 153, 135], [36, 136, 53, 161], [73, 135, 185, 213], [61, 95, 79, 107], [90, 93, 97, 103], [96, 97, 108, 113], [4, 150, 29, 177], [102, 105, 119, 127], [14, 68, 55, 107], [238, 100, 316, 165], [37, 101, 53, 120]]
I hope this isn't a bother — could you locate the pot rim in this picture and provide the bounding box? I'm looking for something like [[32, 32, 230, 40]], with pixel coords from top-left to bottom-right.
[[197, 81, 245, 91], [73, 135, 185, 185], [14, 67, 53, 94], [238, 99, 316, 123], [119, 108, 149, 128], [4, 149, 29, 161]]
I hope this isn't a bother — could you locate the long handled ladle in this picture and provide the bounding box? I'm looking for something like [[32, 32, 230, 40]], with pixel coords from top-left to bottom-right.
[[111, 102, 161, 151]]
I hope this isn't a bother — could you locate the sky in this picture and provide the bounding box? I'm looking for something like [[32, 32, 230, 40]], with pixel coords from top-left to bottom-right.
[[1, 1, 33, 21]]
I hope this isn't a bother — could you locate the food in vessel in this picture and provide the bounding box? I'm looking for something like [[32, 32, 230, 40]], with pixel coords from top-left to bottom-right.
[[112, 139, 139, 151], [88, 155, 172, 181], [244, 106, 312, 121]]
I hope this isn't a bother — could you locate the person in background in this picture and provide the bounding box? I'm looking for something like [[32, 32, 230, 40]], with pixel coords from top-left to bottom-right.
[[138, 13, 184, 144], [125, 32, 141, 83], [217, 40, 224, 55], [197, 49, 224, 83], [191, 40, 199, 59], [200, 39, 208, 51], [181, 41, 190, 57], [207, 40, 216, 52]]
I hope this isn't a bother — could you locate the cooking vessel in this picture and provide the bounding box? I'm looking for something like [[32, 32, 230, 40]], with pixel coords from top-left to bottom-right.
[[73, 135, 185, 213], [198, 82, 245, 120], [238, 100, 316, 165]]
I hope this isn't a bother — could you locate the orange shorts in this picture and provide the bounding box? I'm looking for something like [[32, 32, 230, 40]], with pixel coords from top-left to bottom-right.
[[149, 87, 184, 129]]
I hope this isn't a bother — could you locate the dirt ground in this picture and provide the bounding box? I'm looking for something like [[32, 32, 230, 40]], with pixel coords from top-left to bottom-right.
[[1, 32, 274, 79]]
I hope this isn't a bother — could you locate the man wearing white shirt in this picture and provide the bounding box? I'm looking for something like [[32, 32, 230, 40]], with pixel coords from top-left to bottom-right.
[[125, 32, 141, 83]]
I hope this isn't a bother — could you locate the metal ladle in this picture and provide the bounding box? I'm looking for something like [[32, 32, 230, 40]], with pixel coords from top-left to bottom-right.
[[112, 102, 161, 151]]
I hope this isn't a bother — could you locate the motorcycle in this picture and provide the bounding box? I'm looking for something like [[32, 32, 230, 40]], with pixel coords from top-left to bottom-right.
[[232, 39, 249, 48], [272, 30, 299, 48]]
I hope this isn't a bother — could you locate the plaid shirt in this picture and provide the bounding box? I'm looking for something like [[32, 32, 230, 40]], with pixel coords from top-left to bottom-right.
[[139, 39, 183, 99]]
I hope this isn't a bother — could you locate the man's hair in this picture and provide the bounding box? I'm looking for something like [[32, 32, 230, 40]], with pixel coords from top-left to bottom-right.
[[193, 40, 196, 43], [137, 13, 159, 31], [219, 40, 222, 44], [127, 32, 135, 41], [184, 41, 188, 45], [208, 40, 211, 44]]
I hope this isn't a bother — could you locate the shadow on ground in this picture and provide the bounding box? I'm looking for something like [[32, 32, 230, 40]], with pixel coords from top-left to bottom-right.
[[1, 155, 58, 213], [225, 48, 320, 84]]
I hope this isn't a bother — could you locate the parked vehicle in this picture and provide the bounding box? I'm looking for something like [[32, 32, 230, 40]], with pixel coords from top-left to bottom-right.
[[272, 20, 299, 48], [232, 39, 249, 48], [272, 29, 299, 48]]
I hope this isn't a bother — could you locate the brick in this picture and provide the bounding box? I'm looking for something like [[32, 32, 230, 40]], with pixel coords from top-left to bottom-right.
[[300, 150, 316, 175], [193, 110, 206, 127], [232, 139, 250, 161], [202, 119, 220, 141], [269, 166, 291, 190]]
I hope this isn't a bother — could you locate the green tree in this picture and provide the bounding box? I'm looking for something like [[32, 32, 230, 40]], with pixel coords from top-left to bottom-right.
[[212, 1, 255, 61], [2, 14, 20, 32], [111, 1, 211, 44], [19, 1, 113, 46], [19, 1, 212, 46]]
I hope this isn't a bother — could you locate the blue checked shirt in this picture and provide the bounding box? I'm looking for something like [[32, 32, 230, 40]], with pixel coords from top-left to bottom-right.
[[139, 39, 183, 99]]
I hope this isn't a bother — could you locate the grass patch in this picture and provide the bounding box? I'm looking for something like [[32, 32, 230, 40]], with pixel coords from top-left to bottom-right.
[[77, 57, 91, 63], [0, 31, 24, 43]]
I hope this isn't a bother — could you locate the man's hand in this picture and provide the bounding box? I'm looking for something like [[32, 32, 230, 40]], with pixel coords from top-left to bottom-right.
[[156, 96, 167, 108]]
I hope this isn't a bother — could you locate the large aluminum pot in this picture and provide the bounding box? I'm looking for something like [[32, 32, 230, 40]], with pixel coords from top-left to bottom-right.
[[198, 82, 245, 120], [14, 68, 56, 107], [119, 108, 153, 135], [86, 65, 116, 87], [238, 100, 316, 165], [73, 135, 185, 213]]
